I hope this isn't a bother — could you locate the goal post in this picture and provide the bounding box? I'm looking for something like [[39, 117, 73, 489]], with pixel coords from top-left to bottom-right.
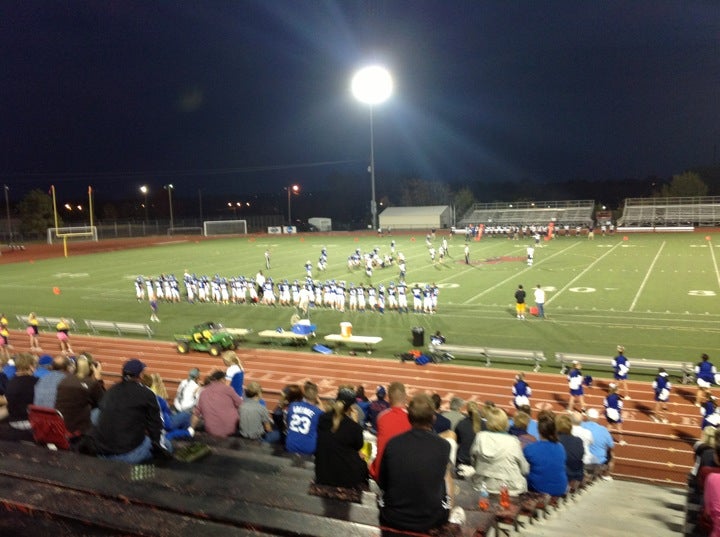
[[203, 219, 248, 236], [47, 226, 99, 245]]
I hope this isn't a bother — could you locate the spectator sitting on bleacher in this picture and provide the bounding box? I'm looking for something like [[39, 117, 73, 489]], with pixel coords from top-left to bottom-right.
[[55, 354, 105, 434], [285, 381, 323, 455], [441, 397, 465, 432], [523, 410, 568, 497], [570, 410, 594, 465], [2, 355, 16, 379], [365, 385, 390, 433], [33, 355, 75, 409], [145, 373, 194, 448], [92, 359, 164, 464], [556, 413, 584, 484], [191, 370, 242, 438], [507, 410, 537, 449], [703, 472, 720, 537], [314, 386, 369, 489], [174, 368, 201, 413], [469, 406, 529, 494], [369, 382, 411, 480], [222, 351, 244, 397], [455, 401, 481, 469], [5, 353, 37, 440], [378, 392, 464, 533], [33, 354, 54, 379], [691, 427, 720, 491], [273, 384, 302, 446], [431, 393, 452, 434], [239, 381, 278, 443], [582, 408, 615, 480]]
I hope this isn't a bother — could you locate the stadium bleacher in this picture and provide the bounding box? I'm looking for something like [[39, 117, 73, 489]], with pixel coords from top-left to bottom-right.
[[459, 200, 594, 227], [618, 196, 720, 227]]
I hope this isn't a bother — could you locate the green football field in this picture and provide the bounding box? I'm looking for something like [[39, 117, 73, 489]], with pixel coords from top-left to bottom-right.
[[1, 231, 718, 371]]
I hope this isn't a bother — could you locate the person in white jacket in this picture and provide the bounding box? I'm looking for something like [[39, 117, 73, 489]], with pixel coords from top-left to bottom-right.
[[470, 406, 529, 495]]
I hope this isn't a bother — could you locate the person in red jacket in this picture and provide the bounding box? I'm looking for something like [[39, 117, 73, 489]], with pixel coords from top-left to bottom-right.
[[369, 381, 410, 480]]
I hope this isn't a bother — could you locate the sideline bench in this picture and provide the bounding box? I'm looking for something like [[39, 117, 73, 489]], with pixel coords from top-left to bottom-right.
[[84, 319, 154, 338], [428, 343, 546, 371], [555, 352, 694, 383], [225, 328, 251, 339], [16, 314, 78, 332], [258, 329, 310, 345], [324, 334, 383, 353]]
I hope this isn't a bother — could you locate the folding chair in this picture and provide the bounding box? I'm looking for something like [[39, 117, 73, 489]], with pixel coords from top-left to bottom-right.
[[27, 404, 78, 450]]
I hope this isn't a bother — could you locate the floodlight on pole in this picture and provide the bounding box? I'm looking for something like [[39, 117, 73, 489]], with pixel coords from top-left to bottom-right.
[[139, 185, 149, 223], [164, 184, 174, 230], [351, 65, 393, 231], [287, 184, 300, 227]]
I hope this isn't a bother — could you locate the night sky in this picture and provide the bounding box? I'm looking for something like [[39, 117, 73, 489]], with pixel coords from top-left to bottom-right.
[[1, 0, 719, 203]]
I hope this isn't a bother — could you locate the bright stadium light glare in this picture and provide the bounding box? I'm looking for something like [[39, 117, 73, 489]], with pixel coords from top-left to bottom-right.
[[351, 65, 393, 231]]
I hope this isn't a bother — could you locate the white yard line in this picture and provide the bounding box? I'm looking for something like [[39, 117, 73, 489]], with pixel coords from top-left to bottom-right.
[[463, 241, 581, 304], [710, 239, 720, 290], [546, 242, 622, 305], [629, 241, 666, 312]]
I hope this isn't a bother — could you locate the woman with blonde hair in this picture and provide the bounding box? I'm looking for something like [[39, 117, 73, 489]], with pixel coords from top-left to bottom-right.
[[470, 406, 529, 494], [221, 350, 244, 397], [141, 372, 193, 449], [314, 385, 368, 488]]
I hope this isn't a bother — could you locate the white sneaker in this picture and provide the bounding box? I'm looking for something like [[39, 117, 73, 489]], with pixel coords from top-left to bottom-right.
[[600, 475, 613, 481], [448, 506, 466, 525], [662, 418, 669, 424], [618, 440, 627, 446], [624, 395, 631, 400], [650, 416, 659, 423]]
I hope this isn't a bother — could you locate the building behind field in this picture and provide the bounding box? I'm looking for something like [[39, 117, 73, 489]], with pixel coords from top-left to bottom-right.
[[379, 205, 452, 230]]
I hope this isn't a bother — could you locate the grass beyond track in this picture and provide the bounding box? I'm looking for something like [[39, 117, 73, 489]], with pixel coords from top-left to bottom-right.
[[1, 231, 719, 372]]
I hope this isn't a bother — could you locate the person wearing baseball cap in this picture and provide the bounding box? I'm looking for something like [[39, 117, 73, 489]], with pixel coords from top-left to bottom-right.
[[366, 385, 390, 434], [92, 358, 163, 464], [174, 367, 201, 413], [581, 408, 615, 480]]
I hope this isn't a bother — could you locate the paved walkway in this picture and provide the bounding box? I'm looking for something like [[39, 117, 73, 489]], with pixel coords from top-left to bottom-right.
[[513, 479, 685, 536]]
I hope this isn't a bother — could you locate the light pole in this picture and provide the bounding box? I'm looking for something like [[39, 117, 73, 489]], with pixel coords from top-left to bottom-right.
[[164, 184, 174, 230], [139, 185, 149, 223], [351, 65, 393, 231], [3, 185, 10, 242], [287, 184, 299, 227]]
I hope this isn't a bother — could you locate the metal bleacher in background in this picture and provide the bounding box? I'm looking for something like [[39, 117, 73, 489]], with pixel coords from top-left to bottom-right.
[[618, 196, 720, 227], [458, 200, 594, 227]]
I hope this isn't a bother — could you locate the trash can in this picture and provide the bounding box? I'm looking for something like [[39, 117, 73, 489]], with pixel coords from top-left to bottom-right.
[[411, 326, 425, 347]]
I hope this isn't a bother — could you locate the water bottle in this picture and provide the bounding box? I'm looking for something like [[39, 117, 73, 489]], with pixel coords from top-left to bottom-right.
[[478, 481, 490, 511], [500, 482, 511, 508]]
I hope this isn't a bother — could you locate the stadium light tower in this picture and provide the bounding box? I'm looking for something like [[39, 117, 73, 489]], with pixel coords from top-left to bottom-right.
[[139, 185, 149, 223], [164, 184, 174, 230], [351, 65, 393, 231], [287, 184, 300, 227]]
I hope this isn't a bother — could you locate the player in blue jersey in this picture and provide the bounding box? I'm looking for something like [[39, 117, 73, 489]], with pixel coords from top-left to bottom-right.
[[696, 353, 717, 406]]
